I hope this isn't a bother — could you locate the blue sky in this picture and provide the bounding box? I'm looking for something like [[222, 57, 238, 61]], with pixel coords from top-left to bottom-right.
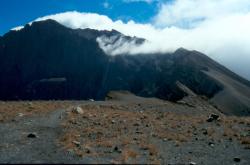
[[0, 0, 164, 35]]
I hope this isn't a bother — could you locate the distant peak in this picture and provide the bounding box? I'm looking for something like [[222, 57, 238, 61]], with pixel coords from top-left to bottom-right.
[[174, 48, 189, 54], [31, 19, 65, 28], [110, 29, 121, 35]]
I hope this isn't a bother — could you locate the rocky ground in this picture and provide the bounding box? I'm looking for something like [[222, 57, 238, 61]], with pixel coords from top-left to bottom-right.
[[0, 91, 250, 164]]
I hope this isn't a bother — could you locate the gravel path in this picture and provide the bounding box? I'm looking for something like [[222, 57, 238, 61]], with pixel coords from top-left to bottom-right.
[[0, 109, 78, 164]]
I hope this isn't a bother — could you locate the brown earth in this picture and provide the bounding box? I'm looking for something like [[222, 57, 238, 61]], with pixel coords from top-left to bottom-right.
[[0, 91, 250, 164]]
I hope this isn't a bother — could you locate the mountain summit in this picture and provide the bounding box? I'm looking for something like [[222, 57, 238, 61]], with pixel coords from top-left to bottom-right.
[[0, 19, 250, 115]]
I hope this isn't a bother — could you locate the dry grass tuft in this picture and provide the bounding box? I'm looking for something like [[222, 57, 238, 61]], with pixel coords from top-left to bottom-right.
[[0, 101, 76, 122], [59, 102, 250, 163], [121, 148, 138, 161]]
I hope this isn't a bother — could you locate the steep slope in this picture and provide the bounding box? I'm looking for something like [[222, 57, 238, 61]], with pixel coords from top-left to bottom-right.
[[171, 49, 250, 115], [0, 19, 250, 115], [205, 70, 250, 116]]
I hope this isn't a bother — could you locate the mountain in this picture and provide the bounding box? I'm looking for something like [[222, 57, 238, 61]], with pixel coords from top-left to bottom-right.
[[0, 19, 250, 116]]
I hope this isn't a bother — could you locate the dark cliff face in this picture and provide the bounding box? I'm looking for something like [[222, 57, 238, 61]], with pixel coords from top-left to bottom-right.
[[0, 19, 247, 103], [0, 20, 109, 100]]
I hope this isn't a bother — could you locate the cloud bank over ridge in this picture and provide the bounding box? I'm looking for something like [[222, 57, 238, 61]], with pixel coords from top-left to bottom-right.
[[12, 0, 250, 80]]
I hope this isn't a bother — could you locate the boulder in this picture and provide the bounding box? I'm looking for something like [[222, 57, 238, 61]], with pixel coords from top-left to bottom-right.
[[27, 133, 37, 138], [189, 162, 197, 165], [233, 157, 241, 162], [207, 114, 220, 122], [72, 106, 84, 114], [72, 140, 81, 147]]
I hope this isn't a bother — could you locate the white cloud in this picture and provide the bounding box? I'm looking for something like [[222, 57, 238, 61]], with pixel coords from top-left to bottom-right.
[[97, 35, 140, 55], [154, 0, 250, 28], [11, 26, 24, 31], [11, 0, 250, 80]]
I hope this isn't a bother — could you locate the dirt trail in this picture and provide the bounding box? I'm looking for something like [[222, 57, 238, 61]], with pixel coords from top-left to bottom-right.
[[0, 109, 78, 163]]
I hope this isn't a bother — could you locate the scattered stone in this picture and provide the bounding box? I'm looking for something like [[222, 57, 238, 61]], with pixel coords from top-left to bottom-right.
[[69, 120, 78, 125], [177, 100, 186, 105], [18, 113, 24, 117], [93, 122, 101, 126], [156, 116, 161, 120], [111, 120, 116, 124], [151, 133, 157, 137], [133, 123, 140, 127], [163, 138, 167, 142], [114, 146, 118, 151], [211, 113, 220, 119], [208, 142, 215, 147], [216, 123, 221, 127], [113, 146, 122, 153], [72, 106, 84, 114], [207, 114, 220, 122], [175, 142, 180, 147], [27, 102, 34, 111], [202, 129, 208, 135], [238, 121, 245, 125], [27, 102, 33, 106], [207, 118, 213, 122], [233, 157, 241, 162], [89, 99, 94, 102], [72, 141, 81, 147], [189, 161, 197, 165], [244, 146, 250, 150], [74, 134, 81, 138], [85, 147, 91, 154], [27, 133, 37, 138], [86, 149, 90, 154]]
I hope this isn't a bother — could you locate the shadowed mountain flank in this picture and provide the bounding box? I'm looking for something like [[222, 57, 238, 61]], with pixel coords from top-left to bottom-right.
[[0, 19, 250, 115]]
